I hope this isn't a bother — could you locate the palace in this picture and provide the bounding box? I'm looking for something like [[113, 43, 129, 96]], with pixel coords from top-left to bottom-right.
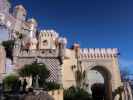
[[0, 0, 132, 100]]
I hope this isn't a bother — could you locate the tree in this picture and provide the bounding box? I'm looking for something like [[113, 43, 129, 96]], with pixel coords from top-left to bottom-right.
[[18, 63, 50, 88], [2, 40, 15, 60], [3, 75, 18, 91]]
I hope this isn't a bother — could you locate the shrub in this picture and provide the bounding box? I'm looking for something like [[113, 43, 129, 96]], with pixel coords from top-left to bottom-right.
[[64, 86, 92, 100], [45, 82, 61, 91], [3, 75, 18, 91]]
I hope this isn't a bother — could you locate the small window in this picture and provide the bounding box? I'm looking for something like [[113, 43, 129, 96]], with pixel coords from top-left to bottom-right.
[[43, 40, 48, 46]]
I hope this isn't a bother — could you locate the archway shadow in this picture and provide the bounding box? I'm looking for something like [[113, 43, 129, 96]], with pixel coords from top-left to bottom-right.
[[89, 66, 112, 100]]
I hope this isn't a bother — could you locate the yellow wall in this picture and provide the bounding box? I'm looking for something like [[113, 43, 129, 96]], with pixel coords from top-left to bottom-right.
[[0, 46, 6, 79], [62, 49, 77, 89]]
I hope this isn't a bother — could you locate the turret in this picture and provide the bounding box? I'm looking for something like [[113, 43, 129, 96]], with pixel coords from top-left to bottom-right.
[[58, 37, 67, 59], [39, 30, 59, 49], [0, 0, 11, 13], [13, 5, 26, 21], [73, 43, 80, 58], [12, 5, 27, 39], [27, 18, 38, 38], [0, 0, 11, 27]]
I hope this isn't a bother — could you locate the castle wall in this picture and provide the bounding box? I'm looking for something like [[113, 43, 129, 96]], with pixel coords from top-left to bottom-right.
[[13, 49, 62, 84], [62, 49, 77, 88], [0, 45, 6, 80], [62, 48, 122, 93]]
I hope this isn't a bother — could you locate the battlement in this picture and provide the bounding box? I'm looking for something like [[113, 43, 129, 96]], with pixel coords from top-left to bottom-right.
[[16, 49, 59, 58], [40, 29, 59, 38], [79, 48, 119, 59]]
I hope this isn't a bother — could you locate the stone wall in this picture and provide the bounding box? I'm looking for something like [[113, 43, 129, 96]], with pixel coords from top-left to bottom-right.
[[13, 49, 62, 84], [0, 45, 6, 80]]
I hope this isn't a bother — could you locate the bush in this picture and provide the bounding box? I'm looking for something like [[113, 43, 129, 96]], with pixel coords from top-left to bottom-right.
[[45, 82, 61, 91], [3, 75, 18, 91], [64, 86, 92, 100], [19, 63, 50, 88]]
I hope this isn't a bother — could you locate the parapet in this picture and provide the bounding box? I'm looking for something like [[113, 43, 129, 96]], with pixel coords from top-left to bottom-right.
[[79, 48, 119, 59], [40, 29, 59, 38], [16, 49, 59, 58]]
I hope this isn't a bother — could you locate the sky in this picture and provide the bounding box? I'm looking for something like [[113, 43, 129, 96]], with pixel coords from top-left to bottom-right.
[[1, 0, 133, 73]]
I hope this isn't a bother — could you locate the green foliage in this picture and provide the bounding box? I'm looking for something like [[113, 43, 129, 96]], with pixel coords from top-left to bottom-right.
[[2, 40, 15, 59], [19, 63, 50, 88], [3, 75, 18, 90], [45, 82, 61, 91], [64, 86, 92, 100]]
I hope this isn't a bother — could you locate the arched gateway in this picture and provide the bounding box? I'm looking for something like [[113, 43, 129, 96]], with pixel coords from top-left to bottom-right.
[[87, 66, 112, 100], [62, 46, 122, 100]]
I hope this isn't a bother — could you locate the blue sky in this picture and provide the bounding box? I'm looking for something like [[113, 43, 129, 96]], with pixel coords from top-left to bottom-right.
[[1, 0, 133, 73]]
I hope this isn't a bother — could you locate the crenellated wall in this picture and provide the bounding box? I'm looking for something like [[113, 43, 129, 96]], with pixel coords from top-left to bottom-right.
[[62, 47, 122, 100], [79, 48, 118, 59], [39, 30, 59, 49]]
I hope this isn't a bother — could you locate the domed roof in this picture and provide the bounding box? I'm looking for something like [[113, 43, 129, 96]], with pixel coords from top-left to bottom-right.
[[27, 18, 37, 23], [27, 18, 37, 26]]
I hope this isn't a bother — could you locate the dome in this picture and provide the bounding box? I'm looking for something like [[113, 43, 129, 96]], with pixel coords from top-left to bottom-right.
[[27, 18, 38, 27]]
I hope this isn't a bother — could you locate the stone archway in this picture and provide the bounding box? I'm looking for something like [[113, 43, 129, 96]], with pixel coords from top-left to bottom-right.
[[86, 65, 112, 100]]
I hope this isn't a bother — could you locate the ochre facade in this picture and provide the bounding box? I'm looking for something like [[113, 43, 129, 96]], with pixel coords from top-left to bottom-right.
[[0, 45, 6, 80]]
